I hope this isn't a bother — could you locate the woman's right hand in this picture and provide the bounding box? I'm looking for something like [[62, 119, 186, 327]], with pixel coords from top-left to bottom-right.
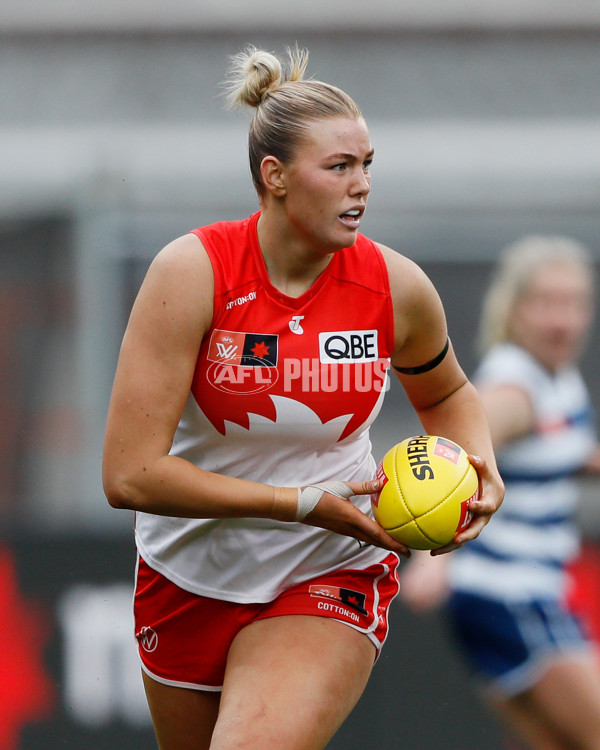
[[299, 480, 411, 557]]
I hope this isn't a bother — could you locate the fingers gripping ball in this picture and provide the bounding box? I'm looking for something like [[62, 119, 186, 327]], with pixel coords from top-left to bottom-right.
[[371, 435, 479, 550]]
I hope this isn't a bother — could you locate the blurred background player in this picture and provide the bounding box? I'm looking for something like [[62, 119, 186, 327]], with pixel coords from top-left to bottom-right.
[[102, 46, 503, 750], [400, 235, 600, 750]]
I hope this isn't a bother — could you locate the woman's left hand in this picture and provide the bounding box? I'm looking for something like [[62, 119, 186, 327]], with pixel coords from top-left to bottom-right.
[[431, 454, 504, 555]]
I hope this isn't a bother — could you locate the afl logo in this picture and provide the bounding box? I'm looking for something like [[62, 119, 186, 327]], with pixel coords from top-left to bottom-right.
[[318, 330, 379, 364], [137, 626, 158, 653], [206, 359, 279, 394]]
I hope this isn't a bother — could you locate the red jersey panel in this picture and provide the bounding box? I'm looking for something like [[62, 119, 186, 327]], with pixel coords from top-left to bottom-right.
[[192, 211, 394, 442]]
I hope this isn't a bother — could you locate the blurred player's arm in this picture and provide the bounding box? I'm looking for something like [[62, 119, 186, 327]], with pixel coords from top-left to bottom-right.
[[399, 550, 450, 614], [477, 383, 534, 450], [581, 446, 600, 474]]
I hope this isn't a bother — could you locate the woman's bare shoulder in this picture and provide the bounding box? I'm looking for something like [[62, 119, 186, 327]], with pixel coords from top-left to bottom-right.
[[130, 232, 215, 339], [150, 232, 213, 276], [375, 242, 437, 301]]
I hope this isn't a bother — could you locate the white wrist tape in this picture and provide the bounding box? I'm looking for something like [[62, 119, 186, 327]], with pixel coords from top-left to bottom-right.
[[295, 481, 354, 521]]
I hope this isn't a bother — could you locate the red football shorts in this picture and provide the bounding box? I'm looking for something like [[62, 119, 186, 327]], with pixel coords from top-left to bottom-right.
[[134, 553, 400, 691]]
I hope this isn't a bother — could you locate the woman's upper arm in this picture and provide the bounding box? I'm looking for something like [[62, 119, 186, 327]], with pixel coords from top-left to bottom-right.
[[379, 244, 466, 410], [103, 233, 214, 480], [380, 244, 449, 372], [477, 383, 534, 449]]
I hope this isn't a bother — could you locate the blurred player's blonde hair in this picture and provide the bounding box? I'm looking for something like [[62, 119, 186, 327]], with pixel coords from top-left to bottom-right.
[[478, 235, 595, 355], [224, 45, 363, 198]]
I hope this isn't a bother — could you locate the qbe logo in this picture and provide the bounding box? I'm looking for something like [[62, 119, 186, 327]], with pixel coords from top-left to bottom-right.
[[318, 330, 379, 364]]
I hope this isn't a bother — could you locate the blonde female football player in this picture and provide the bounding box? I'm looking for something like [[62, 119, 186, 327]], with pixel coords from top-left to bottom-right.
[[102, 46, 503, 750], [400, 236, 600, 750]]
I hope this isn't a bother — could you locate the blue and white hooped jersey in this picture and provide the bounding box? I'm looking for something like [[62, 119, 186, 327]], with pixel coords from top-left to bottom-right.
[[449, 343, 597, 602]]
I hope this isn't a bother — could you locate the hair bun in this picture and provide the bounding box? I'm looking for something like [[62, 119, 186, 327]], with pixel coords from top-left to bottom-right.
[[226, 47, 283, 109]]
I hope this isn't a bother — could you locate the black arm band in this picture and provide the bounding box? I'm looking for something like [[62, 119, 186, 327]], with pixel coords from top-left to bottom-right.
[[392, 337, 450, 375]]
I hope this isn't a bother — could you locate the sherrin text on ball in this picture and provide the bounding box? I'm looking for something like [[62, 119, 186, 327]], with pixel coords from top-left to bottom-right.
[[371, 435, 479, 550]]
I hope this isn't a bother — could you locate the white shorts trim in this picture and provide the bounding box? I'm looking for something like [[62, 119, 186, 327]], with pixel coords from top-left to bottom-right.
[[140, 660, 223, 693]]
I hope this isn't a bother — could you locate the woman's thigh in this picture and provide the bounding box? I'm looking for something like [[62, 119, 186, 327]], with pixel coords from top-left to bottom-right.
[[212, 615, 376, 750], [142, 671, 220, 750]]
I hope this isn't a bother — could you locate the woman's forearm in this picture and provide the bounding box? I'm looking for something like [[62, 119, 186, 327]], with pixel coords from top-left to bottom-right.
[[103, 454, 298, 521]]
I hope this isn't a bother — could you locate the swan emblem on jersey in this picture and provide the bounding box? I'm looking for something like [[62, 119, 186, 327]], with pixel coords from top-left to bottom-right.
[[221, 394, 353, 443], [187, 393, 359, 466]]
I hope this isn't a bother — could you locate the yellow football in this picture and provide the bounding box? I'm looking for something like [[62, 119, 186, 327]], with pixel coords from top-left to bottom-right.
[[371, 435, 479, 550]]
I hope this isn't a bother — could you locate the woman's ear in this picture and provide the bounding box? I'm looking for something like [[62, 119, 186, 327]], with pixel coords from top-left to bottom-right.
[[260, 156, 287, 198]]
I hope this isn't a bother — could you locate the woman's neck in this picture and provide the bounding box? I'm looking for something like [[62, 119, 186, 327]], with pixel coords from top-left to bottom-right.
[[256, 211, 334, 298]]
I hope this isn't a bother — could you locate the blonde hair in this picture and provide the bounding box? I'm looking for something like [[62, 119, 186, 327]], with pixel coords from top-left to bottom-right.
[[478, 235, 594, 355], [224, 45, 363, 197]]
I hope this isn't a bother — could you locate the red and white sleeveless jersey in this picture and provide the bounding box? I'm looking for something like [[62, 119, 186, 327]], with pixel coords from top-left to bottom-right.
[[135, 212, 397, 603]]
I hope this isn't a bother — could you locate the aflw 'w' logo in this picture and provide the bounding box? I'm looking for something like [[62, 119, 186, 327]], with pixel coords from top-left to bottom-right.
[[216, 343, 238, 359], [207, 330, 278, 368]]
